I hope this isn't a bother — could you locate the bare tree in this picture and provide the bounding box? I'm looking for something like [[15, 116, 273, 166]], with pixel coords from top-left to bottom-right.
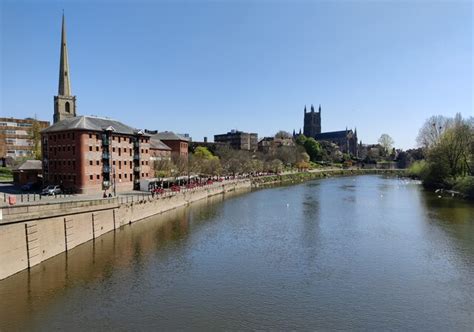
[[416, 115, 451, 149], [378, 134, 394, 156]]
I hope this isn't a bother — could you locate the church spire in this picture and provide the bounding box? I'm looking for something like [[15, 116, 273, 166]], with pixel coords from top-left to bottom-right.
[[58, 14, 71, 96], [54, 13, 76, 123]]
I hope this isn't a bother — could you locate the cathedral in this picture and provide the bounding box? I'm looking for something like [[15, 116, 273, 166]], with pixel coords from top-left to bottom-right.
[[302, 104, 358, 157]]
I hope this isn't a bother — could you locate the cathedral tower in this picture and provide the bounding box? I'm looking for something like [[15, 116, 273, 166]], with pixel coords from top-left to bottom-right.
[[54, 14, 76, 123], [303, 104, 321, 138]]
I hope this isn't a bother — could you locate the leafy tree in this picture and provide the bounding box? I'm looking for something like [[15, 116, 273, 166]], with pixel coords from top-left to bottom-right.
[[303, 137, 323, 162], [154, 158, 173, 177], [295, 134, 307, 146], [30, 118, 42, 160], [194, 146, 215, 160]]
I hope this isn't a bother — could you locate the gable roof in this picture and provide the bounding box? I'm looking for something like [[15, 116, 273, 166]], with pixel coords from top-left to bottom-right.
[[314, 130, 353, 140], [150, 137, 172, 151], [152, 131, 189, 142], [13, 159, 42, 171], [42, 116, 148, 136]]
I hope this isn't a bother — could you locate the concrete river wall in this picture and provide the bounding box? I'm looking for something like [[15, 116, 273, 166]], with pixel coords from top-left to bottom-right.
[[0, 180, 251, 280]]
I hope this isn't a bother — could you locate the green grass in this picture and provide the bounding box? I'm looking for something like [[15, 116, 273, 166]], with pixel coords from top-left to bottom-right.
[[0, 167, 13, 182]]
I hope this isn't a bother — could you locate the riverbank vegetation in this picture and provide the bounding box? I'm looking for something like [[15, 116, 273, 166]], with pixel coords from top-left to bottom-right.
[[410, 113, 474, 199]]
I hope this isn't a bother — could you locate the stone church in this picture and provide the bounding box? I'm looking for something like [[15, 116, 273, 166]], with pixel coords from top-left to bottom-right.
[[301, 104, 358, 157]]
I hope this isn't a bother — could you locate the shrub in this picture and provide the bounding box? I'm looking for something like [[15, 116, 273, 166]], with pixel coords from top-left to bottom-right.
[[453, 176, 474, 199], [407, 160, 428, 178]]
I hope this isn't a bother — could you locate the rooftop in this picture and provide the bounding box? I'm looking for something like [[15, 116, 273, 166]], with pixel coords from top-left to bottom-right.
[[42, 116, 148, 136], [152, 131, 189, 142], [13, 160, 42, 171]]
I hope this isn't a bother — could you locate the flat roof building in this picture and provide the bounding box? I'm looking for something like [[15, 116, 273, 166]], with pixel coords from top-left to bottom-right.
[[214, 130, 258, 151]]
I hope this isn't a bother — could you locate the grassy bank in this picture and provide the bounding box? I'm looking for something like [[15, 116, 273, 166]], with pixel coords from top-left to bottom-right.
[[251, 169, 406, 187], [0, 167, 13, 182]]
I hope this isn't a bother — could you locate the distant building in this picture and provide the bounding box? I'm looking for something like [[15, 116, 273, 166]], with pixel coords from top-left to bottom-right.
[[12, 160, 43, 186], [42, 116, 151, 193], [149, 137, 172, 161], [214, 130, 258, 151], [303, 105, 321, 138], [148, 131, 189, 158], [301, 104, 358, 157], [0, 117, 50, 160], [314, 129, 358, 156], [257, 136, 295, 153]]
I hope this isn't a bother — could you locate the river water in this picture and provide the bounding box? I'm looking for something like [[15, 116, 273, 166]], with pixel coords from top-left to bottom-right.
[[1, 175, 473, 330]]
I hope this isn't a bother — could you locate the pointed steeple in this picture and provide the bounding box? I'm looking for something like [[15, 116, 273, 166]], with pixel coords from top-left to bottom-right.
[[311, 104, 314, 112], [304, 105, 307, 113], [54, 13, 76, 123], [319, 104, 321, 112], [58, 14, 71, 96]]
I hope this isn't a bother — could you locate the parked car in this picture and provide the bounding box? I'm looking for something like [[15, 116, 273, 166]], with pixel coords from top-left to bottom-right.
[[41, 185, 62, 196]]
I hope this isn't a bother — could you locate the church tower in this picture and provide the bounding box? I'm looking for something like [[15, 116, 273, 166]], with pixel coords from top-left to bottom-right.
[[303, 104, 321, 138], [54, 14, 76, 123]]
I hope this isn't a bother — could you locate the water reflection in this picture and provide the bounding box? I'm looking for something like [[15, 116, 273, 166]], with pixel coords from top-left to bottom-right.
[[0, 192, 238, 331], [0, 177, 473, 330]]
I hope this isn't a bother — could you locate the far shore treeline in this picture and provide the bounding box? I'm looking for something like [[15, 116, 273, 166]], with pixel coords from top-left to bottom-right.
[[408, 113, 473, 199]]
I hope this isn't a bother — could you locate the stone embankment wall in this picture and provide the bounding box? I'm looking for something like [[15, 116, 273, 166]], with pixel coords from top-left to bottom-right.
[[252, 168, 406, 187], [0, 180, 251, 280]]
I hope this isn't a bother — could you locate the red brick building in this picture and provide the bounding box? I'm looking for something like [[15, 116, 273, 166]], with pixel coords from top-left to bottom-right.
[[41, 116, 151, 194], [150, 131, 189, 159]]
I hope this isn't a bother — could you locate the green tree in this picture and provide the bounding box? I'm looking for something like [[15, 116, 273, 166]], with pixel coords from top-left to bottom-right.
[[30, 118, 42, 160], [295, 134, 307, 146], [303, 137, 323, 162]]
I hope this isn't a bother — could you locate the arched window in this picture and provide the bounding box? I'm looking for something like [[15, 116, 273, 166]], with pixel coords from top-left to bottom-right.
[[65, 102, 70, 113]]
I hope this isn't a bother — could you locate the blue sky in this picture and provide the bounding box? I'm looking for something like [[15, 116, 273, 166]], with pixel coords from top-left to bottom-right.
[[1, 0, 472, 149]]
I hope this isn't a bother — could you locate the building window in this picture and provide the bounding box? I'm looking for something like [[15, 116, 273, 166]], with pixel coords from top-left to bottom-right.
[[145, 149, 148, 154], [124, 161, 127, 165], [97, 174, 100, 180], [118, 148, 121, 156], [89, 160, 93, 166], [72, 147, 75, 155], [96, 160, 99, 165], [130, 163, 132, 169], [142, 173, 144, 177], [130, 173, 132, 180], [119, 161, 122, 169], [65, 102, 70, 113], [96, 146, 99, 151], [125, 173, 127, 178], [146, 173, 148, 177], [89, 175, 93, 180], [119, 174, 122, 179], [89, 146, 92, 151], [118, 137, 121, 143], [67, 133, 70, 139], [89, 133, 92, 138], [72, 133, 74, 139], [67, 146, 70, 151], [113, 160, 116, 165], [96, 134, 99, 140], [113, 147, 116, 152], [124, 148, 127, 152]]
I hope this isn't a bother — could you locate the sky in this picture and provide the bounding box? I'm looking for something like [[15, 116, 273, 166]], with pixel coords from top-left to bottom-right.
[[1, 0, 472, 149]]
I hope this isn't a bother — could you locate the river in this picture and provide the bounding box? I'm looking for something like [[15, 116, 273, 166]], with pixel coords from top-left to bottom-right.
[[1, 175, 473, 330]]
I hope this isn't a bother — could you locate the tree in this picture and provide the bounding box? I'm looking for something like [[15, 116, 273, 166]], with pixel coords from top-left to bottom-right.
[[303, 137, 323, 162], [416, 115, 451, 149], [154, 158, 173, 178], [30, 118, 42, 160], [378, 134, 394, 156], [295, 134, 307, 146], [194, 146, 215, 160], [275, 130, 292, 139]]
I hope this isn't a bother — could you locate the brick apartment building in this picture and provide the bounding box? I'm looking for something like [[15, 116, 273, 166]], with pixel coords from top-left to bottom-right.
[[147, 131, 189, 159], [0, 117, 50, 161], [42, 116, 151, 194], [214, 130, 258, 151]]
